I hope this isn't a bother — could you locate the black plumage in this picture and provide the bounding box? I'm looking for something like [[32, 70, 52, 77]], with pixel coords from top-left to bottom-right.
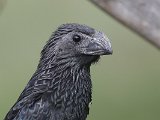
[[4, 23, 112, 120]]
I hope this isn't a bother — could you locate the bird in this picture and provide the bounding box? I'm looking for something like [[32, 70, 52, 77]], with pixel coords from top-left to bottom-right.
[[4, 23, 112, 120]]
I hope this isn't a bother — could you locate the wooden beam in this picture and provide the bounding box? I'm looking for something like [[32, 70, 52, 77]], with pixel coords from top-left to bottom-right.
[[89, 0, 160, 49]]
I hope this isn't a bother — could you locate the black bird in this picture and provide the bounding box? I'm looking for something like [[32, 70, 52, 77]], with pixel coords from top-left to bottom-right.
[[4, 23, 112, 120]]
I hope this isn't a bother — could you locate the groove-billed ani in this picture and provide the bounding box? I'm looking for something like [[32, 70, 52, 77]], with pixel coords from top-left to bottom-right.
[[4, 23, 112, 120]]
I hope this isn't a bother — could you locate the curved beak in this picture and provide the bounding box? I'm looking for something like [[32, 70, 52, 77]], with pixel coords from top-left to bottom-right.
[[85, 32, 113, 55]]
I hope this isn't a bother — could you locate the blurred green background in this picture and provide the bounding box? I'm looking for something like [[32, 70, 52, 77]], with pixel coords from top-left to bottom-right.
[[0, 0, 160, 120]]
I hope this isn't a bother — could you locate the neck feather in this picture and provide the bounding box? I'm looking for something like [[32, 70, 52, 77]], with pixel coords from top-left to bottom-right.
[[32, 59, 92, 117]]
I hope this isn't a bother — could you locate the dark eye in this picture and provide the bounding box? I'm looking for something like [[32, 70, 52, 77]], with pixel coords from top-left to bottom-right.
[[73, 34, 81, 42]]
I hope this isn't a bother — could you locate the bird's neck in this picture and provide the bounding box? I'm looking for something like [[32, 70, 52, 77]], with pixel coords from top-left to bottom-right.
[[49, 63, 92, 104], [35, 61, 92, 117]]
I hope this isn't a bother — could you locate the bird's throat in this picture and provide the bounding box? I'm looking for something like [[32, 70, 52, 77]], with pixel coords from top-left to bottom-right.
[[47, 65, 92, 119]]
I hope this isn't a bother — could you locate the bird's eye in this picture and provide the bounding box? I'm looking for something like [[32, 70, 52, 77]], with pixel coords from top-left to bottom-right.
[[73, 34, 81, 43]]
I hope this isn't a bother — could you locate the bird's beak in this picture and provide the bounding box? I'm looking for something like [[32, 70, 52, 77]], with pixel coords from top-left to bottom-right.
[[85, 32, 113, 55]]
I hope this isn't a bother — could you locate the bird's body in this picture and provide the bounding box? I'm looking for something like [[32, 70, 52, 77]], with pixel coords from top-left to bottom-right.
[[4, 23, 112, 120]]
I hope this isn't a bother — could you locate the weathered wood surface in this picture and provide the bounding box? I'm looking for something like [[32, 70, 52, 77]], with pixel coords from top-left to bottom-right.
[[90, 0, 160, 49]]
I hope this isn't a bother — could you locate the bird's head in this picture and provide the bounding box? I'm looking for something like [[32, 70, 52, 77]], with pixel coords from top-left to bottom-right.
[[41, 23, 112, 67]]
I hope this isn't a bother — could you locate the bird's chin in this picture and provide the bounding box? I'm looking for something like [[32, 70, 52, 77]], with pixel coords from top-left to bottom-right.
[[90, 55, 100, 64], [82, 55, 100, 65]]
